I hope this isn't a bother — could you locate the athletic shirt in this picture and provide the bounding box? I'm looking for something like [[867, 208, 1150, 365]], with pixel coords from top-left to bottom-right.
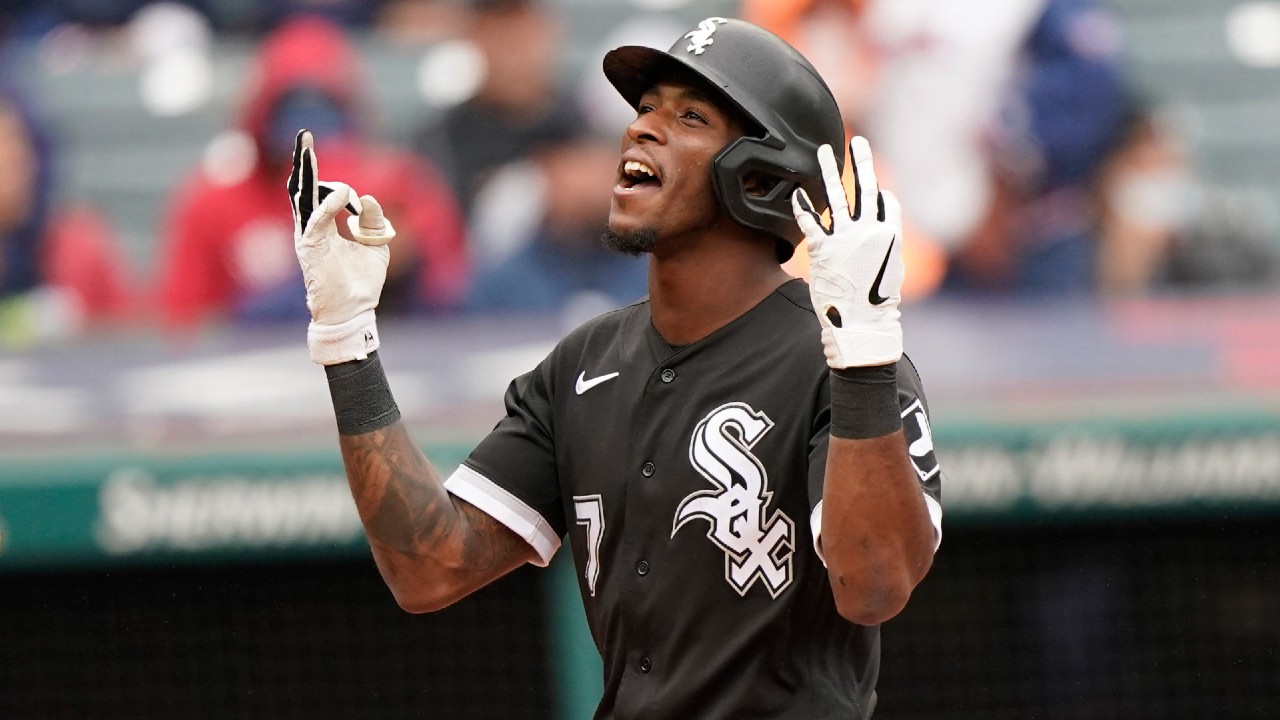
[[446, 278, 944, 720]]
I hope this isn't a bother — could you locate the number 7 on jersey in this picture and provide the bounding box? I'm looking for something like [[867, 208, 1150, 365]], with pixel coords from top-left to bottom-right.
[[573, 495, 605, 596]]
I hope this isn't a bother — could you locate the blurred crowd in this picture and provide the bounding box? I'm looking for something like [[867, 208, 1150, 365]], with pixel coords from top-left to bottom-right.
[[0, 0, 1276, 348]]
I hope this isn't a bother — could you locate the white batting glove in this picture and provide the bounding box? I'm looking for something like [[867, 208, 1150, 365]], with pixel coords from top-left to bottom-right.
[[289, 129, 396, 365], [792, 136, 904, 368]]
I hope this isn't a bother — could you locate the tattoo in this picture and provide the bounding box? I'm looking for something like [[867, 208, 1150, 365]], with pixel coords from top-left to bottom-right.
[[456, 500, 536, 572], [339, 422, 532, 578]]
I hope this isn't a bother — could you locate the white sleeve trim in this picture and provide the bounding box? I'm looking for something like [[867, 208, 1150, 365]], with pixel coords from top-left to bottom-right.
[[810, 500, 827, 565], [809, 492, 944, 568], [443, 464, 561, 567], [924, 494, 943, 551]]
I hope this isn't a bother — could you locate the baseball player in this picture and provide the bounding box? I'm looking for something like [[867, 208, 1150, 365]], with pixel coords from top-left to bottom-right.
[[291, 17, 942, 720]]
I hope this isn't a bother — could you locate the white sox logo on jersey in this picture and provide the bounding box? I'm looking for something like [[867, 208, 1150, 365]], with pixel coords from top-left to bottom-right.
[[684, 17, 728, 55], [673, 402, 795, 599]]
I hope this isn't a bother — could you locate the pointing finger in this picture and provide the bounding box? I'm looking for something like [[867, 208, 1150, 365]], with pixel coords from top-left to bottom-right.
[[849, 136, 879, 222], [288, 129, 305, 199], [288, 129, 308, 230], [816, 144, 849, 223], [299, 146, 318, 232]]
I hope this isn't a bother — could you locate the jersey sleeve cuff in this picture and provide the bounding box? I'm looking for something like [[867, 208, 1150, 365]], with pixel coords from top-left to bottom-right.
[[809, 493, 943, 567], [443, 464, 561, 567]]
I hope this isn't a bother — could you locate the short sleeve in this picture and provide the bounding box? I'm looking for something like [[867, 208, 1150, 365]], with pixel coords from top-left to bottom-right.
[[806, 374, 833, 541], [443, 356, 566, 567]]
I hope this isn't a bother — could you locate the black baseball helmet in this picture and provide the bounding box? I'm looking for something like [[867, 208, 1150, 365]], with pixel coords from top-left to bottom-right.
[[603, 17, 846, 261]]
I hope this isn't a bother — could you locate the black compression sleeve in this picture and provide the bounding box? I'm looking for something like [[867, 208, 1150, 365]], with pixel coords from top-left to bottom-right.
[[324, 351, 401, 435], [828, 363, 902, 440]]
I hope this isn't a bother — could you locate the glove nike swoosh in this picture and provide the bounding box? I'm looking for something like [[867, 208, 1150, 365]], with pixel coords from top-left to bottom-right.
[[868, 235, 896, 306]]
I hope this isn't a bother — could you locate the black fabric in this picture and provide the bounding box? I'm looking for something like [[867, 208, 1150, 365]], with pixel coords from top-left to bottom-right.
[[829, 364, 902, 440], [458, 279, 935, 719], [324, 351, 401, 436]]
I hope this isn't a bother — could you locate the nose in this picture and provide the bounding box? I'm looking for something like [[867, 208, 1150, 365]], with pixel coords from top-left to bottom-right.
[[625, 108, 667, 145]]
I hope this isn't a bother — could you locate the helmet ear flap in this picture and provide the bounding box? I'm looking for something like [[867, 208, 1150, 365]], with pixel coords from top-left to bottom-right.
[[712, 135, 818, 247]]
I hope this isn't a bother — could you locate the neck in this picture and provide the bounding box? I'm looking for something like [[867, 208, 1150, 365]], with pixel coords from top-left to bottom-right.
[[646, 225, 792, 346]]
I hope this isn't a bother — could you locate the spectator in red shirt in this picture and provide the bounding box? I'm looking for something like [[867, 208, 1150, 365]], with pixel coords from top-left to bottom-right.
[[157, 15, 467, 329]]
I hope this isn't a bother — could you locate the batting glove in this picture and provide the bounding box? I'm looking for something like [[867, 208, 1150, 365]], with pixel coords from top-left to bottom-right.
[[289, 129, 396, 365], [792, 136, 904, 368]]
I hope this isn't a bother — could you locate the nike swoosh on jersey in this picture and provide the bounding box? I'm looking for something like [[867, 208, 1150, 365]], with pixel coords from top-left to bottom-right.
[[868, 235, 896, 306], [575, 371, 620, 395]]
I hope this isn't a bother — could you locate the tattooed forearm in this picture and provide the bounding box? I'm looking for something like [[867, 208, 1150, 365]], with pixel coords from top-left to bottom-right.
[[336, 421, 535, 608], [455, 500, 537, 573], [340, 422, 455, 556]]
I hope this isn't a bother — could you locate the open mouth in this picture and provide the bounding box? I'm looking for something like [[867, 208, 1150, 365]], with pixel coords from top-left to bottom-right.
[[618, 159, 661, 190]]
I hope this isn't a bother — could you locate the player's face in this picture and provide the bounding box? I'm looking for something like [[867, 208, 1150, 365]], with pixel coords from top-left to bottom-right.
[[606, 79, 744, 250]]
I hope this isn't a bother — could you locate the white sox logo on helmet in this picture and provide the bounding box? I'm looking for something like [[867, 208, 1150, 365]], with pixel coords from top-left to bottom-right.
[[684, 17, 728, 55], [673, 402, 795, 599]]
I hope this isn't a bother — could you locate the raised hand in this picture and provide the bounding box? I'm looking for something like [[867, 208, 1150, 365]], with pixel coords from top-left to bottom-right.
[[791, 136, 904, 368], [289, 129, 396, 365]]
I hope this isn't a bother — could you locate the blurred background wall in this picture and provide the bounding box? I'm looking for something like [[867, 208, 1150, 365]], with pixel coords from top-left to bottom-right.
[[0, 0, 1278, 718]]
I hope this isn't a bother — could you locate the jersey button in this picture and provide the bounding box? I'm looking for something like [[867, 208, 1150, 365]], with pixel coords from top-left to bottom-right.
[[639, 657, 652, 673], [660, 368, 676, 383], [641, 462, 655, 477], [636, 560, 649, 576]]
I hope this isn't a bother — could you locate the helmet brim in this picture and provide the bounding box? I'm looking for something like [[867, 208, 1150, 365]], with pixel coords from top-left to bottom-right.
[[604, 45, 686, 110], [603, 45, 667, 110]]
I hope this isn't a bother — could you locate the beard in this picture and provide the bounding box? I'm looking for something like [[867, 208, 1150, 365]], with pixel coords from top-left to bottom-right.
[[601, 225, 658, 256]]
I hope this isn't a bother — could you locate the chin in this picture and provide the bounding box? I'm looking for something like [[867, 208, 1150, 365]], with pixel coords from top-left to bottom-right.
[[602, 223, 658, 256]]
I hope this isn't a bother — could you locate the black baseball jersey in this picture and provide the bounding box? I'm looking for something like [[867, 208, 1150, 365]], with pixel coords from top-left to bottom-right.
[[445, 279, 943, 720]]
